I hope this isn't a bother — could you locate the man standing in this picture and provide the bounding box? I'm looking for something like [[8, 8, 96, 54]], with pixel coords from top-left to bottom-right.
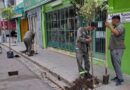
[[76, 22, 96, 77], [105, 15, 125, 86], [23, 30, 35, 56]]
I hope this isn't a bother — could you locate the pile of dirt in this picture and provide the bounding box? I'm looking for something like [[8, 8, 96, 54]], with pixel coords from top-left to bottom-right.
[[65, 75, 101, 90]]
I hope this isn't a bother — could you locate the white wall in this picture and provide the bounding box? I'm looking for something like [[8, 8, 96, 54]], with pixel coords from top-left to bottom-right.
[[0, 0, 5, 18], [0, 0, 4, 8]]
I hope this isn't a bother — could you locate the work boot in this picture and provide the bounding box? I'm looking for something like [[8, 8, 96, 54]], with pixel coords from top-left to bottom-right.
[[31, 50, 35, 54], [116, 79, 124, 86], [84, 73, 92, 79], [79, 70, 88, 77], [28, 53, 33, 56], [111, 77, 118, 82]]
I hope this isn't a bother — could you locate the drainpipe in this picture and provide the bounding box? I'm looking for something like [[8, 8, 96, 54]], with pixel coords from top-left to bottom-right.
[[41, 6, 47, 48]]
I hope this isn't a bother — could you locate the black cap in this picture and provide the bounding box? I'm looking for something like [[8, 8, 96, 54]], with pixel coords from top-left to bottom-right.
[[112, 15, 120, 20]]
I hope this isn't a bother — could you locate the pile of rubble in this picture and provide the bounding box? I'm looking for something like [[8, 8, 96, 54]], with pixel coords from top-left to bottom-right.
[[65, 75, 101, 90]]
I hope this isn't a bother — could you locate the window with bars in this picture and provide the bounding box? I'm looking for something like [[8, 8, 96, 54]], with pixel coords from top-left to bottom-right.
[[46, 7, 78, 51], [95, 9, 107, 54], [46, 3, 107, 57], [95, 22, 105, 53]]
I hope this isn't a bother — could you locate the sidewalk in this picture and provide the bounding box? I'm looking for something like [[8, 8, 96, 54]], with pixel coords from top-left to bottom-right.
[[2, 42, 130, 90]]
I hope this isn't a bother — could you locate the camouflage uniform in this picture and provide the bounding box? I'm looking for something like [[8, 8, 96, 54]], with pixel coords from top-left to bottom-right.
[[23, 31, 35, 55], [76, 27, 90, 74]]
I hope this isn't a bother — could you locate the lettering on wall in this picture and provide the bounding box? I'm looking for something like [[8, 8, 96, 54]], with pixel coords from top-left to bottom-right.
[[108, 12, 130, 23]]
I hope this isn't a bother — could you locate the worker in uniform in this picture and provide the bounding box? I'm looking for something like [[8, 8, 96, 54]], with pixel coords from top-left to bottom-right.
[[76, 22, 97, 77], [23, 30, 35, 56], [105, 15, 125, 86]]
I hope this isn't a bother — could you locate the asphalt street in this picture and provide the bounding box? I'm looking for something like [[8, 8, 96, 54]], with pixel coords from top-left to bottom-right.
[[0, 47, 55, 90]]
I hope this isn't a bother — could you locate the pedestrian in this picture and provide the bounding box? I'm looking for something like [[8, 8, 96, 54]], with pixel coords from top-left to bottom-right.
[[76, 22, 97, 78], [105, 15, 125, 86], [11, 30, 17, 43], [23, 30, 35, 56], [1, 29, 7, 43]]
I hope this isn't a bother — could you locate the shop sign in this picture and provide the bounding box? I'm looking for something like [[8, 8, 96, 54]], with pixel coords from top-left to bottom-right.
[[0, 21, 16, 30], [108, 12, 130, 23]]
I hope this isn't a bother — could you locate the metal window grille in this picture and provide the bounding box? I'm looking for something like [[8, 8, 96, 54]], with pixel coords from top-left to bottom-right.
[[46, 2, 107, 58], [94, 8, 107, 54], [46, 7, 78, 52]]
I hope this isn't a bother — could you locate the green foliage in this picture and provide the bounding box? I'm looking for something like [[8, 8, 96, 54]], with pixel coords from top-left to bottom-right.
[[71, 0, 109, 21], [2, 7, 15, 20], [80, 0, 99, 21]]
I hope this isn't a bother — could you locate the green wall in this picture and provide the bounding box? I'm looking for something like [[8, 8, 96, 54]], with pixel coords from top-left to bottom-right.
[[41, 0, 72, 48], [108, 0, 130, 74], [24, 0, 51, 11], [44, 0, 71, 12], [109, 0, 130, 13], [41, 6, 47, 48]]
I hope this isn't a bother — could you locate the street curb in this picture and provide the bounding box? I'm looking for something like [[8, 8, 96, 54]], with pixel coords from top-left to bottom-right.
[[2, 43, 73, 89]]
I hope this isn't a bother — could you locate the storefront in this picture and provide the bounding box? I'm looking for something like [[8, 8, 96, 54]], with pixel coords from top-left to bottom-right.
[[43, 0, 87, 52], [0, 20, 16, 43], [27, 7, 43, 48], [23, 0, 52, 48], [43, 0, 106, 61], [14, 2, 24, 42], [46, 6, 77, 52], [108, 0, 130, 74]]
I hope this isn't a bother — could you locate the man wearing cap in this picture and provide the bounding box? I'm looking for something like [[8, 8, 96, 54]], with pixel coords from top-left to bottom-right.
[[105, 15, 125, 86], [76, 22, 97, 78]]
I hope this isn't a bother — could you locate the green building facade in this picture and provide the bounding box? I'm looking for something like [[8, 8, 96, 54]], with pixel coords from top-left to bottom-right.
[[108, 0, 130, 74], [22, 0, 130, 75], [43, 0, 106, 60], [42, 0, 130, 75], [23, 0, 52, 48], [43, 0, 77, 52], [14, 2, 24, 42], [22, 0, 106, 60]]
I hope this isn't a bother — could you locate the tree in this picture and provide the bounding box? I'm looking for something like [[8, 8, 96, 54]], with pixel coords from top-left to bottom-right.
[[2, 7, 15, 20], [2, 7, 15, 50], [71, 0, 108, 22], [71, 0, 109, 87]]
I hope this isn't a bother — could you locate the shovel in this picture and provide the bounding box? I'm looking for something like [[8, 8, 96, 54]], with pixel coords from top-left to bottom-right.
[[103, 22, 109, 85]]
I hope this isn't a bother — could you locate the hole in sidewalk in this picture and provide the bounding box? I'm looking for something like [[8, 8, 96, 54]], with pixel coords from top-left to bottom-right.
[[14, 55, 20, 58], [58, 75, 61, 81], [8, 71, 19, 76]]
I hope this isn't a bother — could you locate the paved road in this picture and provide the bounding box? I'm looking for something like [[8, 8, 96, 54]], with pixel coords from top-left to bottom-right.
[[0, 48, 55, 90]]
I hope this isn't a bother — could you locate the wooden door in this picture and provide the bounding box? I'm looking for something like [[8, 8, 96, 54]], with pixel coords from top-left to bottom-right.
[[20, 18, 29, 41]]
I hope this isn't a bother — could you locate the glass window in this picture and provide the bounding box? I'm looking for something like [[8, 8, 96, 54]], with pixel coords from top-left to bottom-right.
[[95, 9, 106, 54], [46, 7, 78, 51]]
